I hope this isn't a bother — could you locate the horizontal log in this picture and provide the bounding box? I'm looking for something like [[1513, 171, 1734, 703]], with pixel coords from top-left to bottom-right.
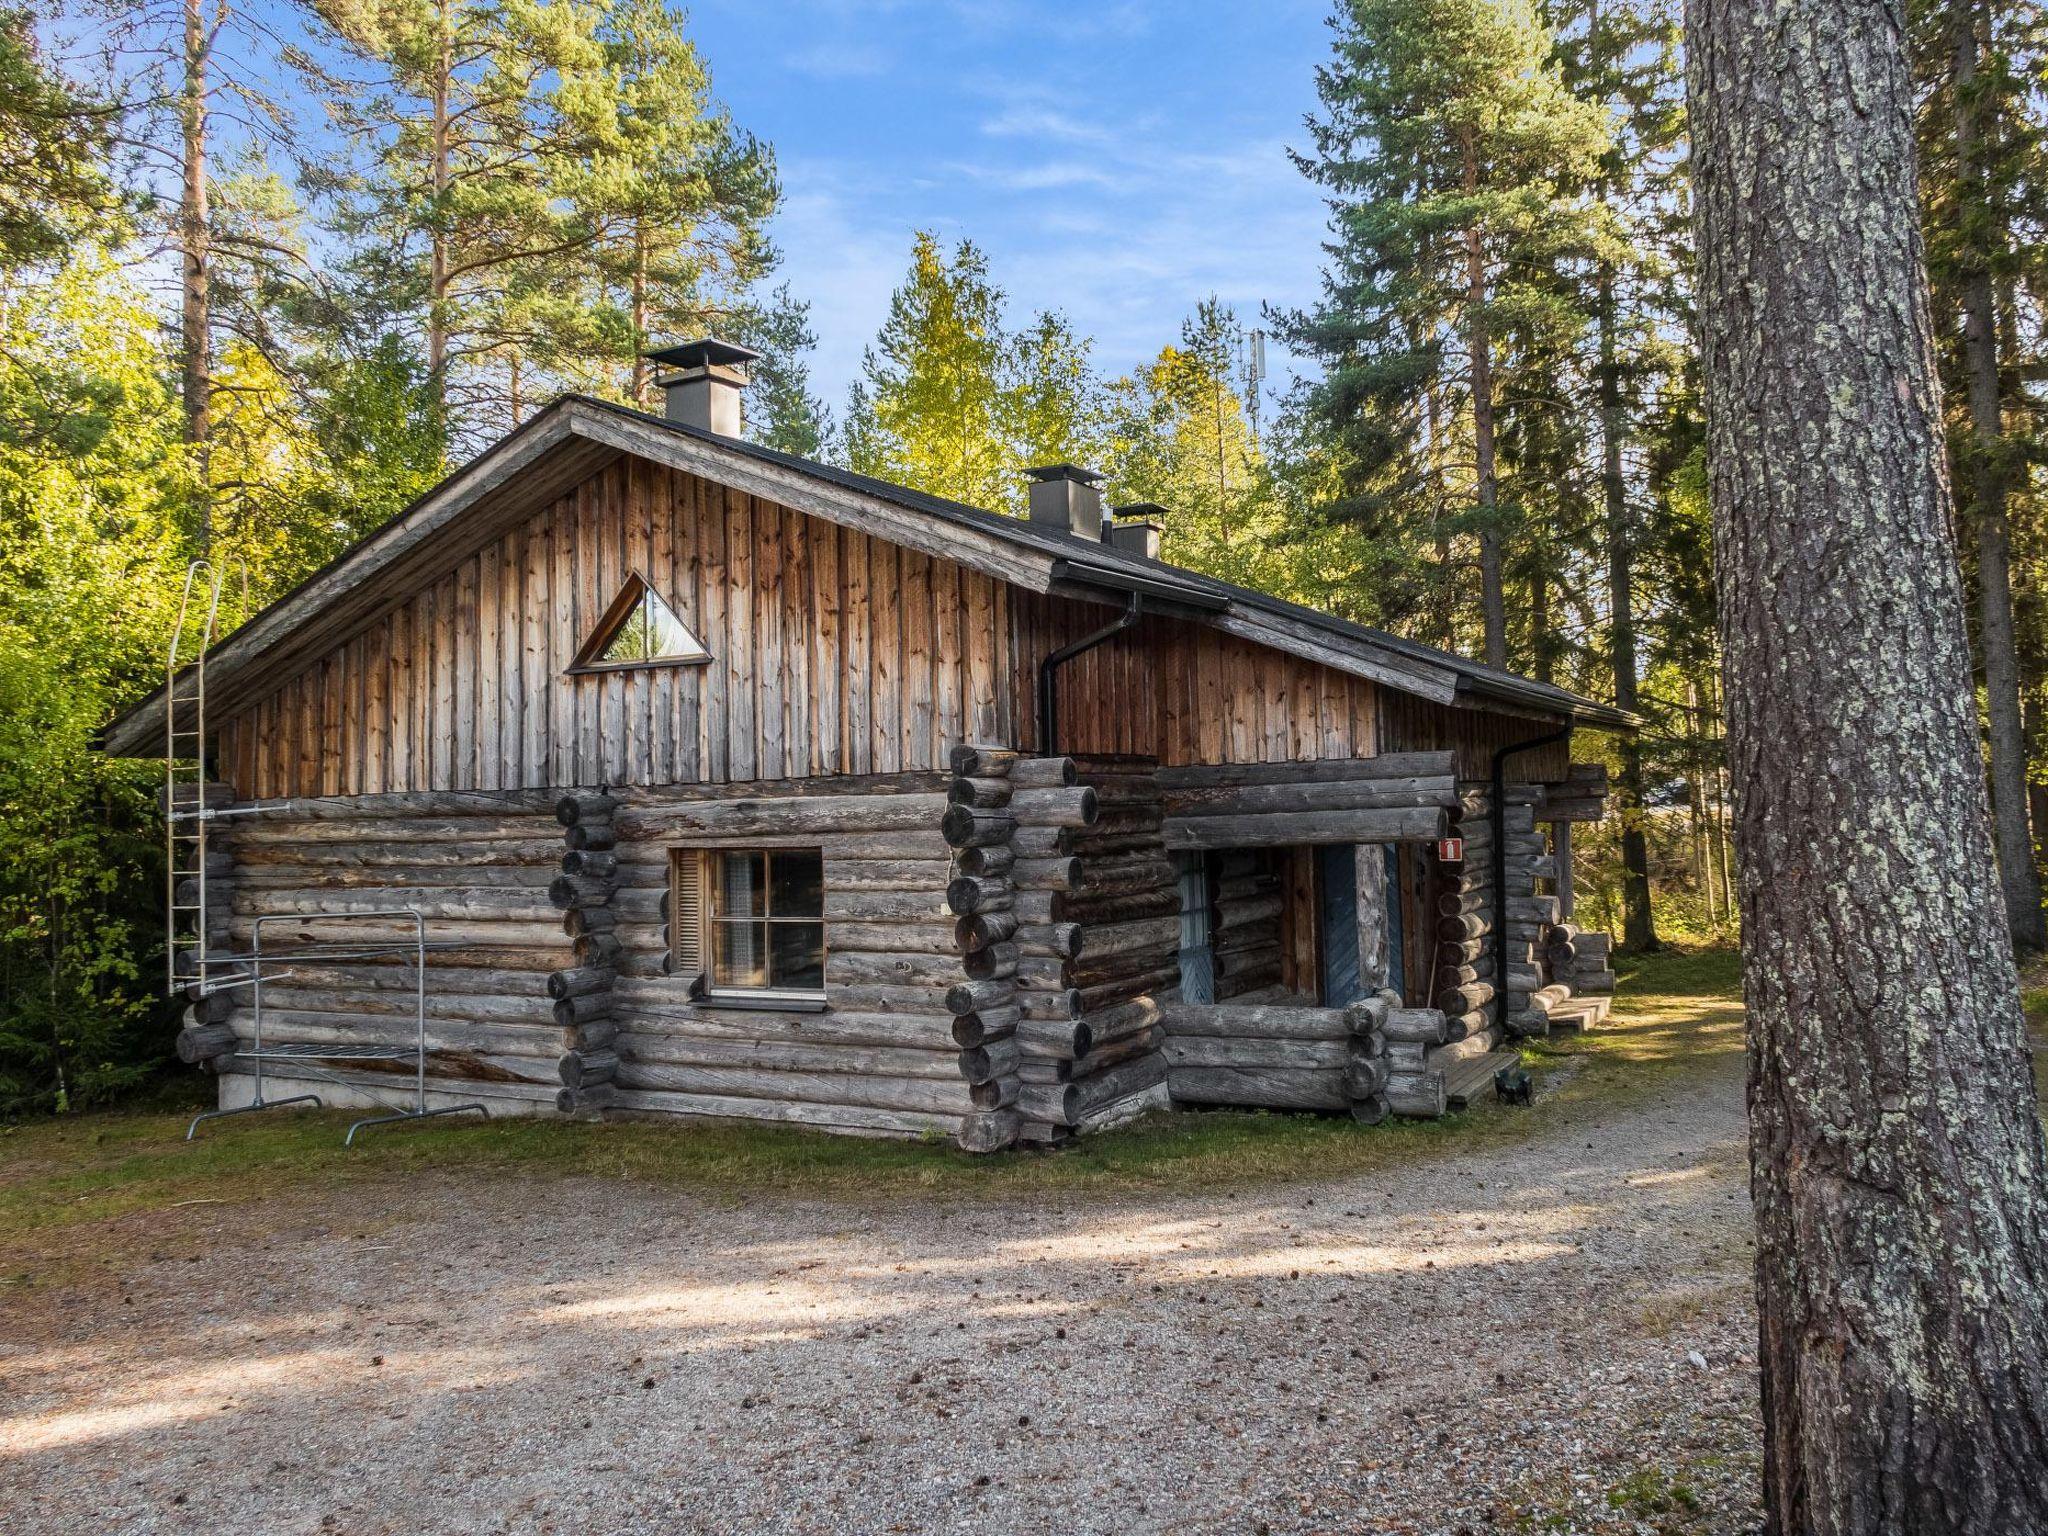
[[556, 792, 618, 826], [955, 844, 1014, 878], [564, 824, 616, 852], [1009, 786, 1099, 827], [1164, 1035, 1348, 1071], [945, 977, 1018, 1016], [1013, 920, 1081, 959], [1011, 856, 1082, 891], [558, 1047, 619, 1088], [956, 1106, 1021, 1150], [1383, 1008, 1449, 1045], [968, 1074, 1020, 1110], [818, 891, 952, 924], [1015, 1016, 1090, 1058], [946, 875, 1009, 916], [1166, 776, 1457, 820], [949, 745, 1018, 778], [1017, 986, 1082, 1022], [821, 865, 958, 901], [948, 777, 1012, 809], [941, 808, 1015, 849], [609, 1086, 957, 1139], [1159, 1002, 1349, 1041], [828, 951, 972, 988], [957, 911, 1019, 952], [621, 792, 949, 839], [1015, 1081, 1079, 1127], [561, 849, 617, 879], [1155, 751, 1455, 790], [1435, 981, 1495, 1015], [177, 1022, 238, 1064], [1010, 756, 1078, 789], [962, 942, 1019, 981], [613, 1061, 971, 1114], [1073, 1051, 1168, 1115], [950, 1006, 1021, 1048], [1164, 806, 1446, 851], [1385, 1070, 1447, 1119], [829, 923, 959, 957], [1083, 915, 1181, 960], [1166, 1064, 1346, 1112], [1084, 994, 1167, 1047], [553, 993, 613, 1029], [958, 1037, 1021, 1084]]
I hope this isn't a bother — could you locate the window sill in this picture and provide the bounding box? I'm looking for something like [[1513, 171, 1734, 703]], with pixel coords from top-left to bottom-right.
[[566, 654, 712, 678], [693, 991, 829, 1014]]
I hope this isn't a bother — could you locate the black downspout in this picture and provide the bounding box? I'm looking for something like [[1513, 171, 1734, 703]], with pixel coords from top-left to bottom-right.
[[1491, 726, 1571, 1030], [1037, 594, 1141, 756]]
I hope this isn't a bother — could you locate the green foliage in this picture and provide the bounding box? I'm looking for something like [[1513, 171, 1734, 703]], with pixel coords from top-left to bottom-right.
[[0, 253, 189, 1113], [0, 6, 123, 264]]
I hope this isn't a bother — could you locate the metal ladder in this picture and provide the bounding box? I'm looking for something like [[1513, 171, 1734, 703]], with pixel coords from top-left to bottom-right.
[[165, 560, 227, 999]]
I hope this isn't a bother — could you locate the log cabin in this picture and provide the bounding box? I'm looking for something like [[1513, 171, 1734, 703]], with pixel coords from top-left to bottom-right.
[[103, 339, 1628, 1150]]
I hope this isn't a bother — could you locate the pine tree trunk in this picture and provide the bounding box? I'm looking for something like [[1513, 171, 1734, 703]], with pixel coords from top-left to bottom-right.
[[1689, 0, 2048, 1528], [631, 222, 650, 405], [180, 0, 211, 546], [426, 0, 452, 409], [1463, 137, 1506, 668], [1598, 258, 1659, 950], [1949, 2, 2046, 951]]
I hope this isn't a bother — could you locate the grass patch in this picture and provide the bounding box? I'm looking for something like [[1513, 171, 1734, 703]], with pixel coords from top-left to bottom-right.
[[1, 948, 1746, 1261]]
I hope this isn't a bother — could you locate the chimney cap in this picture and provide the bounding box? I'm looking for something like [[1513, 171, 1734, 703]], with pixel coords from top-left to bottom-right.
[[1110, 501, 1171, 520], [1023, 462, 1106, 486], [645, 337, 762, 371]]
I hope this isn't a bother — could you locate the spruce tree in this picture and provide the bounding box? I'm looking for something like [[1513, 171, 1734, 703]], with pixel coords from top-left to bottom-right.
[[1286, 0, 1609, 667]]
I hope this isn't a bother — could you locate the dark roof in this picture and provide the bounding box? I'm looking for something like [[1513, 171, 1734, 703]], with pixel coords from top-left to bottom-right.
[[100, 393, 1633, 755]]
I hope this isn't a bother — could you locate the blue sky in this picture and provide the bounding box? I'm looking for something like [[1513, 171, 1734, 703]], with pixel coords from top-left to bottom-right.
[[677, 0, 1337, 408]]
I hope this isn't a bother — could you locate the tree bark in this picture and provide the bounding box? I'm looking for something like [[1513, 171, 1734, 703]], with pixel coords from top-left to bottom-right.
[[1463, 136, 1507, 668], [180, 0, 211, 543], [1947, 0, 2046, 952], [1689, 0, 2048, 1528], [427, 0, 453, 409], [1598, 256, 1660, 950]]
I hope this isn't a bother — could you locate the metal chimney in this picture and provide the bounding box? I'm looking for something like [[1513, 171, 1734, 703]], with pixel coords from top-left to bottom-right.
[[646, 338, 760, 437], [1107, 502, 1168, 559], [1024, 463, 1106, 539]]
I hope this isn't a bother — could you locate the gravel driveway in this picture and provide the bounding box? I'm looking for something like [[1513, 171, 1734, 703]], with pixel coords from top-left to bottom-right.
[[2, 1053, 1761, 1535]]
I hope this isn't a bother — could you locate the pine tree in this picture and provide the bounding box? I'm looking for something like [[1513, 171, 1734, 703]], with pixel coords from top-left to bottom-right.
[[562, 0, 778, 406], [1286, 0, 1610, 667]]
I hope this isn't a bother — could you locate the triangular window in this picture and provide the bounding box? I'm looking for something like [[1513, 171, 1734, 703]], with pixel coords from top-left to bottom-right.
[[572, 573, 711, 671]]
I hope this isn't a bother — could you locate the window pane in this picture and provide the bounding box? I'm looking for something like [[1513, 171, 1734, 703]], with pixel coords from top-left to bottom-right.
[[600, 601, 654, 664], [710, 851, 765, 919], [769, 849, 823, 918], [712, 920, 769, 988], [639, 587, 704, 659], [769, 922, 825, 992]]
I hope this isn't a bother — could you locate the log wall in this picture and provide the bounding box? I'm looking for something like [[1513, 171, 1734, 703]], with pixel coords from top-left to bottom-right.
[[598, 774, 975, 1138], [180, 789, 576, 1110]]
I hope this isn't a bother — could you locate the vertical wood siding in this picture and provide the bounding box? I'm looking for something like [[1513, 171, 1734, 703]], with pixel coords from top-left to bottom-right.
[[221, 459, 1023, 796], [215, 455, 1566, 797]]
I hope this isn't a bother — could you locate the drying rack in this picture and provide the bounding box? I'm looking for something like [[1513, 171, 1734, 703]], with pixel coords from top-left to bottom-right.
[[185, 907, 490, 1146]]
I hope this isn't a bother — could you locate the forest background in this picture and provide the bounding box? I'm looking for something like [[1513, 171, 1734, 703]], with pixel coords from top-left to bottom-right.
[[2, 0, 2040, 1111]]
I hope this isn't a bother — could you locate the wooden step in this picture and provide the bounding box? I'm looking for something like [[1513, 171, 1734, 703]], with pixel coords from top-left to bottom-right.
[[1443, 1050, 1522, 1111]]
